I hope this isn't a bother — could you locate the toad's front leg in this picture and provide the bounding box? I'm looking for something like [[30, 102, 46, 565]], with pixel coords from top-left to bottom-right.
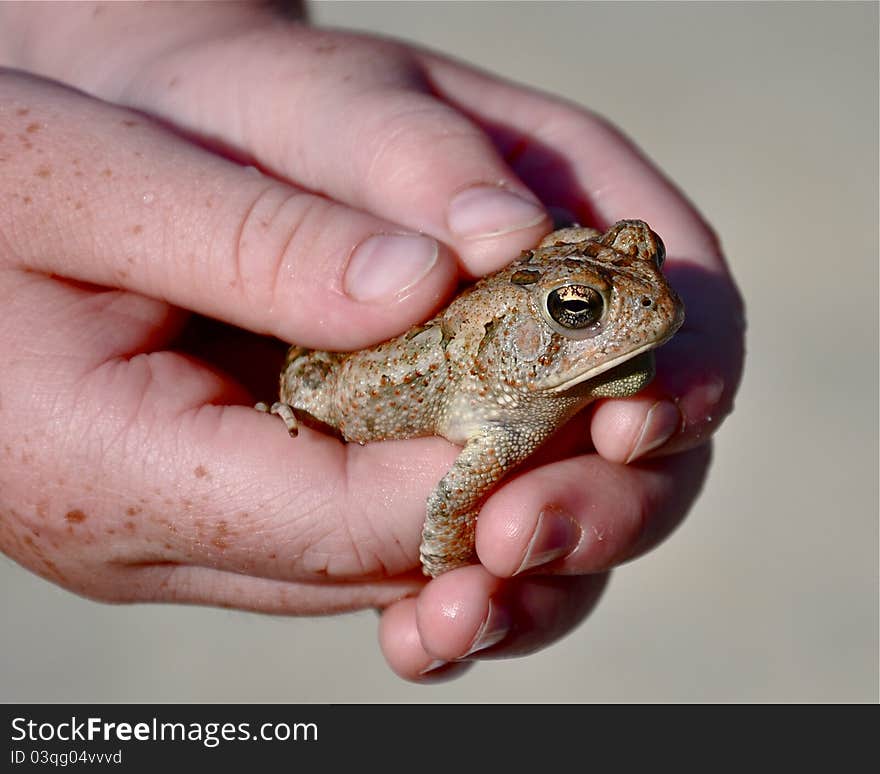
[[420, 426, 547, 577]]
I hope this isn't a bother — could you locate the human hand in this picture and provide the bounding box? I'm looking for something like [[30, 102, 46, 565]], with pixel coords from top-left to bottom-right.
[[0, 3, 743, 681]]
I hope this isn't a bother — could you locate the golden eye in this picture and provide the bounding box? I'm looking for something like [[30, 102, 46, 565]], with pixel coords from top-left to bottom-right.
[[546, 285, 604, 329]]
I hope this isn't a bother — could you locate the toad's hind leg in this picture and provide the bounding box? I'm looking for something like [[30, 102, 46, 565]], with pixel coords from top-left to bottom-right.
[[420, 428, 540, 577]]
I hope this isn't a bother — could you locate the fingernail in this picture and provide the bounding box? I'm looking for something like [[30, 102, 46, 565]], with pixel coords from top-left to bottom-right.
[[515, 506, 583, 575], [448, 186, 546, 239], [626, 400, 681, 463], [344, 233, 438, 302], [419, 659, 448, 676], [462, 599, 511, 657]]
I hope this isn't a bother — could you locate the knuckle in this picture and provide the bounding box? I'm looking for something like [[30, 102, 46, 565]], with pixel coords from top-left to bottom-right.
[[226, 184, 340, 320], [357, 92, 487, 190]]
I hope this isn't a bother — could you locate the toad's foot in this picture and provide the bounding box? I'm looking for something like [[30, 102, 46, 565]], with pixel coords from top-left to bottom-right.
[[255, 401, 299, 438]]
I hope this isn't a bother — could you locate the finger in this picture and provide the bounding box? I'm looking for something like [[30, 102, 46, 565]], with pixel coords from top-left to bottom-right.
[[484, 573, 608, 658], [148, 26, 554, 274], [3, 529, 428, 616], [411, 566, 607, 663], [417, 53, 746, 453], [16, 7, 554, 274], [475, 446, 711, 578], [415, 566, 510, 662], [418, 52, 724, 266], [0, 70, 457, 350], [591, 266, 745, 461], [378, 598, 473, 682], [276, 81, 552, 276]]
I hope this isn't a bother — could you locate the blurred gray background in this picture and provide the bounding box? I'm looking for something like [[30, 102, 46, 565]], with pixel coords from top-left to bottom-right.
[[3, 1, 877, 703]]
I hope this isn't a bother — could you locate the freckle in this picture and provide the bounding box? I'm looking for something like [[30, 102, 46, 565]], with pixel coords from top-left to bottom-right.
[[163, 542, 173, 550], [205, 197, 214, 208], [42, 557, 61, 576], [127, 256, 135, 264], [116, 269, 129, 279], [228, 279, 238, 288], [181, 499, 192, 509], [16, 108, 29, 116], [268, 553, 277, 560], [122, 119, 138, 128], [74, 170, 82, 177], [106, 528, 116, 535], [102, 168, 112, 178], [133, 151, 143, 158], [26, 122, 40, 134], [125, 521, 136, 531], [126, 506, 141, 517], [23, 196, 32, 205], [34, 165, 51, 178], [169, 76, 181, 88], [130, 224, 143, 234], [212, 521, 229, 550], [74, 201, 83, 210], [194, 465, 208, 478], [65, 509, 87, 523]]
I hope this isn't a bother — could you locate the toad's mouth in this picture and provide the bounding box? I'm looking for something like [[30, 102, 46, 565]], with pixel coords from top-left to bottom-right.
[[545, 342, 663, 395]]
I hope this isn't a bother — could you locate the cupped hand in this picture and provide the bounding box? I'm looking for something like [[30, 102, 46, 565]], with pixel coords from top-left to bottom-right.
[[0, 3, 744, 682]]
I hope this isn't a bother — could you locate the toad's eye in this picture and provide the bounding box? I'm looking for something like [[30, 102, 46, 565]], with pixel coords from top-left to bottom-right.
[[546, 285, 604, 329]]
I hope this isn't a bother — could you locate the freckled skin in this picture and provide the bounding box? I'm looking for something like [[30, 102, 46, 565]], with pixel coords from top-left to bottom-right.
[[263, 220, 685, 576]]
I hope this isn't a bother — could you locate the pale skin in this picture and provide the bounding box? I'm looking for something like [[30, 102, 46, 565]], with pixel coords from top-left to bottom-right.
[[0, 2, 743, 681]]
